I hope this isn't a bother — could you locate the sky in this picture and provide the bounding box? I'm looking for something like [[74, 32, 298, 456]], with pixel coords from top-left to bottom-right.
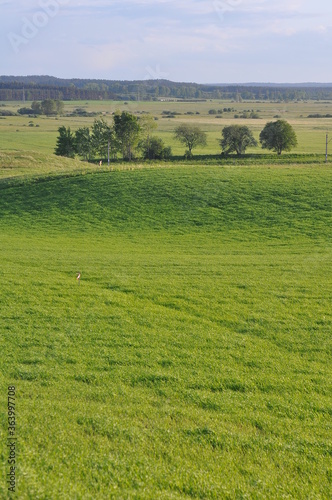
[[1, 0, 332, 83]]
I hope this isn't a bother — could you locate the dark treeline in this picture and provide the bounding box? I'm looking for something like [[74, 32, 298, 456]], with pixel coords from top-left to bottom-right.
[[1, 76, 332, 102]]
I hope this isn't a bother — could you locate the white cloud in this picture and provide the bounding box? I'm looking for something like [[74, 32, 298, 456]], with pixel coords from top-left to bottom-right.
[[1, 0, 332, 82]]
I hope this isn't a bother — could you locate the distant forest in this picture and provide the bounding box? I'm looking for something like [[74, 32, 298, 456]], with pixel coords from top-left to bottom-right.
[[1, 75, 332, 102]]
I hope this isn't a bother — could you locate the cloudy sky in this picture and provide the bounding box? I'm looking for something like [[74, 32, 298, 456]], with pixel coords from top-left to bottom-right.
[[1, 0, 332, 83]]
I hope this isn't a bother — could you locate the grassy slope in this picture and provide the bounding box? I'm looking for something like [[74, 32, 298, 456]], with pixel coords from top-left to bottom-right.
[[0, 150, 86, 180], [0, 163, 331, 498]]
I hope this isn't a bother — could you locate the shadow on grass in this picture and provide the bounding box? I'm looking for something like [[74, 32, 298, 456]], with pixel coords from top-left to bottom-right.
[[94, 152, 327, 166]]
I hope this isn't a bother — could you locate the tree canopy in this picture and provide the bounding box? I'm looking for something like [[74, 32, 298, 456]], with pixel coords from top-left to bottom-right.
[[3, 76, 332, 102], [140, 136, 171, 160], [18, 99, 64, 116], [259, 120, 298, 155], [113, 111, 141, 160], [91, 118, 114, 159], [174, 124, 207, 157], [54, 126, 75, 158], [220, 125, 257, 155], [74, 127, 92, 162]]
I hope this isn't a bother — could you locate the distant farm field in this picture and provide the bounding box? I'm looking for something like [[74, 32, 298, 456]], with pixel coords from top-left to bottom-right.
[[1, 99, 332, 156], [0, 160, 331, 498]]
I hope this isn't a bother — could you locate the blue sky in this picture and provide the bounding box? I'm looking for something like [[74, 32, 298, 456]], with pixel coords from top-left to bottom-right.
[[1, 0, 332, 83]]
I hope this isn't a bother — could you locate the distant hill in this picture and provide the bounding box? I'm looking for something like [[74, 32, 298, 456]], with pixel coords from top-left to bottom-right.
[[212, 82, 332, 88], [1, 75, 332, 101]]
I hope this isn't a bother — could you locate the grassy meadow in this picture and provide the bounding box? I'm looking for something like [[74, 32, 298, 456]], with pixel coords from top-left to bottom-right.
[[1, 98, 332, 156], [0, 99, 332, 498]]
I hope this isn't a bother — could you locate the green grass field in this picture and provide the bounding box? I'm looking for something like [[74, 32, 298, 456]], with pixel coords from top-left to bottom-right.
[[0, 154, 331, 497], [1, 99, 332, 156]]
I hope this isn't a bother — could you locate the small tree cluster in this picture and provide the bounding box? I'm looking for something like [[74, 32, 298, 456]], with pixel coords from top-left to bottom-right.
[[55, 112, 171, 161], [18, 99, 64, 116], [55, 115, 298, 161], [220, 120, 297, 156]]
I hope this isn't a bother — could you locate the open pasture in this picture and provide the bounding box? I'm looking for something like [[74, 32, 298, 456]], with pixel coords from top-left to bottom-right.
[[1, 99, 332, 156], [0, 160, 331, 498]]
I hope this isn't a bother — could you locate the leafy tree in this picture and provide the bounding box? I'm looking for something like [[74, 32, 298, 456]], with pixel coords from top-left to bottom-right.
[[41, 99, 57, 116], [55, 100, 64, 115], [220, 125, 257, 156], [91, 118, 116, 160], [18, 100, 64, 116], [139, 114, 157, 159], [75, 127, 92, 161], [54, 126, 76, 158], [31, 101, 42, 114], [139, 114, 157, 138], [174, 124, 207, 157], [39, 99, 64, 116], [113, 111, 140, 160], [140, 136, 172, 160], [259, 120, 298, 155]]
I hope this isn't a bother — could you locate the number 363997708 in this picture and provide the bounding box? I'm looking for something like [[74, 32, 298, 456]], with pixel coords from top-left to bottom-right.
[[8, 386, 16, 431]]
